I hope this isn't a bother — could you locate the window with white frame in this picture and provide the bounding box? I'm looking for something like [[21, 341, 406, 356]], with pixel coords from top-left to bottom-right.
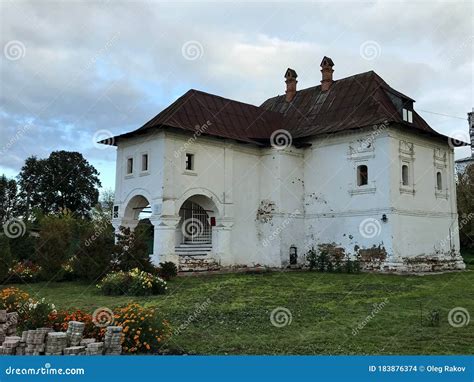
[[402, 108, 413, 123]]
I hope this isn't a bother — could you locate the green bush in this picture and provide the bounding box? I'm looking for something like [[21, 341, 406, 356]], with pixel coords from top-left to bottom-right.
[[19, 298, 56, 331], [345, 256, 361, 274], [158, 261, 178, 280], [0, 235, 12, 282], [97, 271, 130, 295], [306, 247, 318, 271], [97, 268, 167, 296], [7, 260, 41, 283], [306, 246, 360, 274], [114, 225, 153, 272], [9, 233, 36, 261], [72, 218, 115, 281], [35, 213, 76, 281]]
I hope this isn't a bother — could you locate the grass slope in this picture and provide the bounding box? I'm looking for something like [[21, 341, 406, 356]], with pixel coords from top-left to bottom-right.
[[14, 261, 474, 355]]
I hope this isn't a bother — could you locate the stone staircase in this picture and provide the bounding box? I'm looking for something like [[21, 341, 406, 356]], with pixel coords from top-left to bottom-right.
[[175, 244, 220, 272]]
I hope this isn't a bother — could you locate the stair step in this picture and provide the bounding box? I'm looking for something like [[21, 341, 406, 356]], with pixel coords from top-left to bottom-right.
[[176, 245, 212, 248]]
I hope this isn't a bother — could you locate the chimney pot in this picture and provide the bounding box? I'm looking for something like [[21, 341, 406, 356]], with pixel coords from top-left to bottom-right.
[[320, 56, 334, 92], [284, 68, 298, 102], [469, 108, 474, 157]]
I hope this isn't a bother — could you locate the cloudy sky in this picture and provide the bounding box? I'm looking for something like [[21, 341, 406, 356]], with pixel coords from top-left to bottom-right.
[[0, 0, 472, 191]]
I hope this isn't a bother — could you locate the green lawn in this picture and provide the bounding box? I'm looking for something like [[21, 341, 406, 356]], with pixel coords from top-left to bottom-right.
[[12, 256, 474, 355]]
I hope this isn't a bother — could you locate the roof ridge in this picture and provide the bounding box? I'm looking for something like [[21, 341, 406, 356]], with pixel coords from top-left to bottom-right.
[[188, 88, 267, 110]]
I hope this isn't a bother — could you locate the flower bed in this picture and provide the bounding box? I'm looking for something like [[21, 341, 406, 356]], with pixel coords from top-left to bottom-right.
[[115, 303, 171, 354], [97, 268, 167, 296], [0, 287, 172, 355], [7, 261, 41, 283]]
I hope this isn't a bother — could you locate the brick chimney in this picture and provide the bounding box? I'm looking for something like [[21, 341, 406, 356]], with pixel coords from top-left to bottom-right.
[[284, 68, 298, 102], [469, 108, 474, 157], [320, 56, 334, 92]]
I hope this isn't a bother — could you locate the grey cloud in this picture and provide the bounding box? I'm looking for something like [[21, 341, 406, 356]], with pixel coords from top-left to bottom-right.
[[0, 0, 472, 185]]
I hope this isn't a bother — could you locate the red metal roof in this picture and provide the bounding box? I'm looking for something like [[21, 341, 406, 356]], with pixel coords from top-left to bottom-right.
[[102, 70, 465, 146]]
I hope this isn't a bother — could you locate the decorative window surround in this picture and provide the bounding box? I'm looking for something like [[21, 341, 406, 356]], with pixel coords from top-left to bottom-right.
[[398, 140, 415, 195], [349, 182, 377, 196], [399, 140, 415, 157], [433, 148, 448, 198], [347, 136, 376, 159]]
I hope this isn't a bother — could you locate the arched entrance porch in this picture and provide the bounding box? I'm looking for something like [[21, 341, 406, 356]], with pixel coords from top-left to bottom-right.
[[119, 194, 154, 256], [175, 194, 218, 256]]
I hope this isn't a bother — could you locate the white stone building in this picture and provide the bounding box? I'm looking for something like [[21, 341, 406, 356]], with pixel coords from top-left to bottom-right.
[[102, 57, 467, 273]]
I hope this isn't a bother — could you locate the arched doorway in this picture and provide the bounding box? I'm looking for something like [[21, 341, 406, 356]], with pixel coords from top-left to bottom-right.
[[179, 200, 212, 244], [122, 194, 154, 255], [176, 194, 218, 255]]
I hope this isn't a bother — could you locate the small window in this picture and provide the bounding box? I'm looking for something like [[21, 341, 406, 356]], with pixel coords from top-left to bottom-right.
[[185, 153, 194, 171], [402, 164, 409, 186], [127, 157, 133, 174], [436, 172, 443, 190], [141, 154, 148, 172], [357, 165, 368, 186], [113, 205, 119, 219], [402, 108, 413, 123]]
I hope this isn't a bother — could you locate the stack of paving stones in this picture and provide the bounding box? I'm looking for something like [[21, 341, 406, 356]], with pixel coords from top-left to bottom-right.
[[0, 310, 6, 344], [66, 321, 85, 346], [0, 336, 21, 355], [25, 328, 53, 355], [80, 338, 96, 346], [5, 312, 19, 335], [63, 346, 86, 355], [0, 310, 18, 341], [0, 311, 121, 356], [45, 332, 68, 355], [103, 326, 122, 355], [85, 341, 104, 355]]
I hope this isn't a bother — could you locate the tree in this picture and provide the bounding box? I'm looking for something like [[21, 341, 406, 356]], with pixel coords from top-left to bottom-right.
[[114, 225, 153, 272], [73, 219, 115, 281], [91, 188, 114, 221], [18, 151, 101, 218], [0, 234, 13, 282], [17, 156, 45, 221], [0, 175, 19, 224], [35, 213, 76, 281], [456, 164, 474, 248]]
